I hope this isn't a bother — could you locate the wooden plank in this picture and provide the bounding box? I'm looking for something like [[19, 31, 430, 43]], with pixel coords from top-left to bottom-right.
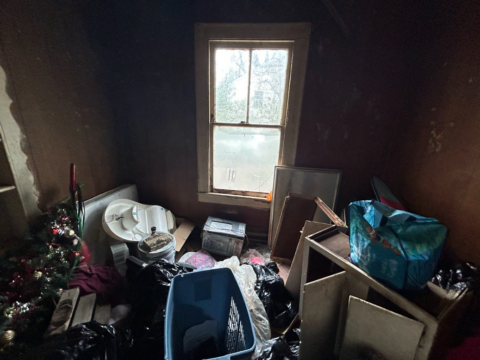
[[340, 296, 424, 360], [334, 273, 370, 357], [71, 293, 96, 327], [285, 221, 332, 303], [44, 288, 80, 337], [315, 197, 347, 228], [271, 193, 317, 260], [0, 185, 15, 193], [300, 272, 346, 360], [197, 192, 271, 209], [316, 230, 350, 260], [93, 304, 111, 325]]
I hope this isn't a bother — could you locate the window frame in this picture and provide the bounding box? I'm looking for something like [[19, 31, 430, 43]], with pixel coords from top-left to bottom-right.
[[195, 23, 311, 209]]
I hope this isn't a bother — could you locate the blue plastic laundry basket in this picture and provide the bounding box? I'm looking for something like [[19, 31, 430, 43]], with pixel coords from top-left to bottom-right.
[[165, 268, 256, 360]]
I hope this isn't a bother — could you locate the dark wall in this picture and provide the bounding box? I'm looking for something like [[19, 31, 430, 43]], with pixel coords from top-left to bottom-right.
[[0, 0, 127, 210], [84, 0, 419, 235], [383, 1, 480, 263]]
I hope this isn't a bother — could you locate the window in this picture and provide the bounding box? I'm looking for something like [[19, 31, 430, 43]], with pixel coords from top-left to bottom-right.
[[195, 23, 310, 208]]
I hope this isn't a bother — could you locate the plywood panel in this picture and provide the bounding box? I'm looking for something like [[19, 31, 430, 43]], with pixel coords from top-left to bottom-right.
[[71, 293, 96, 327], [271, 194, 317, 260], [285, 220, 331, 302], [340, 296, 424, 360], [44, 288, 80, 337], [93, 304, 111, 325], [300, 272, 345, 360], [334, 273, 370, 357]]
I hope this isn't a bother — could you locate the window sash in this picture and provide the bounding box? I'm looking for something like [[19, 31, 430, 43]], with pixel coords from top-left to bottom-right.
[[209, 41, 293, 195], [211, 123, 283, 196], [209, 41, 294, 126]]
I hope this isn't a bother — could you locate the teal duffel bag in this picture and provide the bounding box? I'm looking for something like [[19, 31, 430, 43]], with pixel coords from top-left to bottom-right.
[[349, 200, 447, 290]]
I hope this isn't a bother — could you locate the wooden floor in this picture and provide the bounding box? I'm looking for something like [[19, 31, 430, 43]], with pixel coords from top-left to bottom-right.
[[277, 262, 291, 284]]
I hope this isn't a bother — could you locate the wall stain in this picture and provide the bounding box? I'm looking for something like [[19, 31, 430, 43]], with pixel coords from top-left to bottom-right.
[[323, 127, 331, 142], [428, 128, 443, 153]]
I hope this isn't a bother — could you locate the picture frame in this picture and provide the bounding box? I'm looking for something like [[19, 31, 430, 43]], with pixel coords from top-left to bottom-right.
[[268, 166, 341, 246]]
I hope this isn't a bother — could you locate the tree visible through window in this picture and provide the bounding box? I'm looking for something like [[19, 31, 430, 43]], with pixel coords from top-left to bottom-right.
[[212, 45, 290, 194]]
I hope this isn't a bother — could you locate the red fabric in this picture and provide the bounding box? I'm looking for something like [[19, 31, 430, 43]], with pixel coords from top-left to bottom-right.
[[379, 196, 405, 211], [79, 240, 91, 265], [69, 264, 123, 306], [446, 328, 480, 360]]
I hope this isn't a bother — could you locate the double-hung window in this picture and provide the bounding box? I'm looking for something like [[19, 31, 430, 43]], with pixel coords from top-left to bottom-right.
[[195, 23, 310, 208]]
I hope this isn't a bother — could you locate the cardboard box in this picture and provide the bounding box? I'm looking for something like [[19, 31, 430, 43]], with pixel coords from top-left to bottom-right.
[[173, 220, 195, 257]]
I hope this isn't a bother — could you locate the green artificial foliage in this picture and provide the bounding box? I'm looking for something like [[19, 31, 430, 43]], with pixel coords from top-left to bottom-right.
[[0, 201, 83, 357]]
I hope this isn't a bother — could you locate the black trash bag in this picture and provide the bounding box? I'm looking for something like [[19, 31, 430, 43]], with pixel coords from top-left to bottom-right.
[[431, 262, 480, 292], [127, 259, 193, 359], [432, 261, 480, 340], [21, 321, 132, 360], [255, 328, 300, 360], [248, 262, 297, 331]]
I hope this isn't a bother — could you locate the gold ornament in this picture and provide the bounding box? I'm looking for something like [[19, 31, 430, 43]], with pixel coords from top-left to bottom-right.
[[3, 307, 15, 318], [0, 330, 15, 347], [33, 271, 43, 280]]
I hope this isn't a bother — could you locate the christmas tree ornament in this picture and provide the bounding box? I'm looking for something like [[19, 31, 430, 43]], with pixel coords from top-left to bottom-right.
[[0, 166, 85, 354], [3, 307, 15, 318], [0, 330, 15, 347], [64, 229, 75, 238]]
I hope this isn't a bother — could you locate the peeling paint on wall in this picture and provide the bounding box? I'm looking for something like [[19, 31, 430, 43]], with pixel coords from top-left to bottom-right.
[[323, 127, 331, 142], [0, 65, 41, 219], [428, 128, 443, 153]]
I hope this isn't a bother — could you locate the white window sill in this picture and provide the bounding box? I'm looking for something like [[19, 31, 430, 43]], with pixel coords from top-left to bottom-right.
[[198, 192, 271, 209]]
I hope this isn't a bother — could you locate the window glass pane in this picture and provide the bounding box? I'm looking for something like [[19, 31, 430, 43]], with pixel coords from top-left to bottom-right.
[[215, 49, 250, 123], [248, 49, 289, 125], [213, 126, 281, 193]]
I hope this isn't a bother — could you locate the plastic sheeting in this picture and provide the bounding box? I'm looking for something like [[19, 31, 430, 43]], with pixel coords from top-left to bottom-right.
[[249, 262, 297, 332], [214, 256, 271, 356], [127, 260, 194, 359]]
